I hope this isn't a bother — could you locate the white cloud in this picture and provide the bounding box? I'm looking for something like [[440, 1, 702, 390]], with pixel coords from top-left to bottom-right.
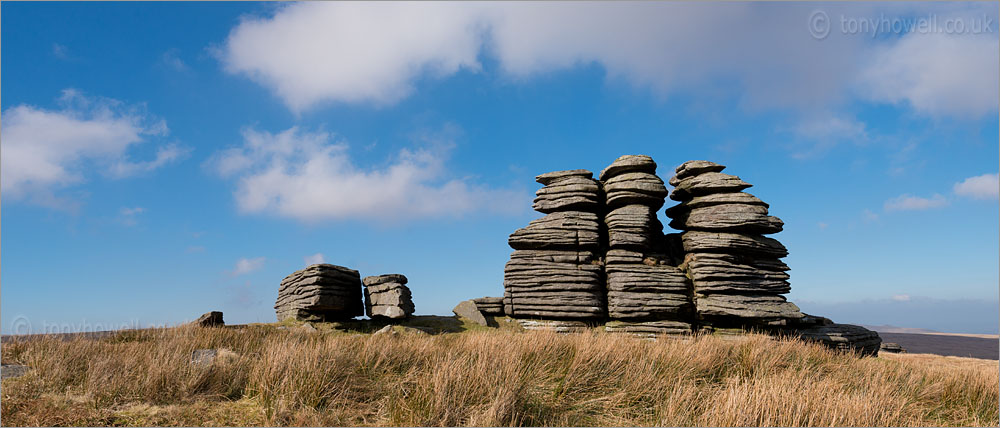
[[217, 3, 997, 120], [858, 33, 999, 118], [817, 222, 829, 230], [207, 125, 524, 223], [0, 89, 185, 206], [161, 49, 190, 72], [883, 193, 948, 212], [232, 257, 266, 276], [891, 294, 911, 302], [220, 2, 483, 111], [304, 253, 325, 266], [954, 173, 999, 200]]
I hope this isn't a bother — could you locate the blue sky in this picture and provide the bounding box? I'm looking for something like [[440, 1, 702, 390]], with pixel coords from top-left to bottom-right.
[[3, 2, 998, 334]]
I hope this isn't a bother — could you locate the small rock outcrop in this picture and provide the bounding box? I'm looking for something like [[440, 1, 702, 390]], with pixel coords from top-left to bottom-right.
[[473, 297, 504, 315], [503, 169, 605, 320], [794, 324, 883, 356], [363, 274, 414, 320], [453, 300, 488, 326], [275, 264, 364, 322], [191, 311, 224, 327], [1, 364, 29, 379]]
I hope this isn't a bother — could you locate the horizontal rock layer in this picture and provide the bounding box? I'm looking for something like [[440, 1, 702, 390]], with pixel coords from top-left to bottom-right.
[[508, 212, 600, 250], [276, 264, 364, 321], [670, 172, 752, 201], [695, 294, 803, 321]]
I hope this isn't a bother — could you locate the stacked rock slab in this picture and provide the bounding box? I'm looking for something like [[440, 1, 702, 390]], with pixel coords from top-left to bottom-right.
[[473, 297, 504, 315], [665, 161, 802, 328], [503, 169, 605, 320], [362, 274, 414, 320], [275, 264, 364, 322], [600, 155, 695, 335]]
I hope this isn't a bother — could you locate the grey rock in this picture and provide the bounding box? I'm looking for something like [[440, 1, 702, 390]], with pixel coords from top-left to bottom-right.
[[880, 342, 904, 353], [670, 172, 752, 201], [363, 274, 408, 287], [473, 297, 505, 315], [664, 192, 768, 217], [191, 349, 218, 368], [605, 320, 693, 335], [681, 231, 789, 258], [363, 280, 414, 320], [599, 155, 657, 181], [508, 249, 597, 264], [508, 212, 601, 250], [191, 311, 224, 327], [695, 294, 803, 321], [453, 300, 488, 326], [517, 319, 592, 333], [685, 253, 791, 294], [603, 172, 668, 197], [669, 160, 726, 185], [795, 324, 882, 356], [669, 203, 783, 234], [606, 264, 690, 294], [1, 364, 29, 379], [605, 249, 645, 264], [536, 169, 593, 185], [275, 264, 364, 322]]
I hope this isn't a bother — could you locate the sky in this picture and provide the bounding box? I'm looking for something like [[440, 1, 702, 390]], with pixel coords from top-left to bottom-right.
[[2, 2, 998, 335]]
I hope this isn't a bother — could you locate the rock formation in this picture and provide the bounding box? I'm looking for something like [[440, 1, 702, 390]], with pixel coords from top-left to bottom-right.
[[495, 156, 881, 355], [473, 297, 504, 315], [453, 300, 488, 326], [665, 160, 803, 329], [275, 264, 364, 322], [503, 169, 606, 320], [363, 274, 414, 320], [600, 155, 694, 335], [191, 311, 224, 327]]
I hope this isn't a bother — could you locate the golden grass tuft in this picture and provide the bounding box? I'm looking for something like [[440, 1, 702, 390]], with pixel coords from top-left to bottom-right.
[[1, 324, 996, 426]]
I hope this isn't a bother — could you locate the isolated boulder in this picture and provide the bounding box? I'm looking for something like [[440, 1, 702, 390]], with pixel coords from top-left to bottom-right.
[[453, 300, 488, 326], [274, 264, 364, 322], [191, 311, 224, 327]]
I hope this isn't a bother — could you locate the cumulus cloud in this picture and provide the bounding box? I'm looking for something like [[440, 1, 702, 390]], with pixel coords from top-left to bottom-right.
[[954, 173, 999, 200], [218, 2, 997, 120], [232, 257, 266, 276], [858, 33, 999, 118], [304, 253, 325, 266], [0, 89, 186, 206], [220, 2, 483, 111], [883, 193, 948, 212], [206, 125, 524, 223]]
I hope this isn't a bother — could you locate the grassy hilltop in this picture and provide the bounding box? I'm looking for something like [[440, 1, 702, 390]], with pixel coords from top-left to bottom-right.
[[2, 319, 997, 427]]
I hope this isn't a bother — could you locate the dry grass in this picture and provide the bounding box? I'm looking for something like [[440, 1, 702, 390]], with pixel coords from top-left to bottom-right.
[[1, 323, 997, 426]]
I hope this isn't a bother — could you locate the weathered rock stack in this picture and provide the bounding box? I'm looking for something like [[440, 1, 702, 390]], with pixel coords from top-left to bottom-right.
[[665, 161, 803, 329], [275, 264, 364, 321], [599, 155, 695, 335], [503, 169, 605, 320], [362, 274, 414, 320], [473, 297, 504, 315]]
